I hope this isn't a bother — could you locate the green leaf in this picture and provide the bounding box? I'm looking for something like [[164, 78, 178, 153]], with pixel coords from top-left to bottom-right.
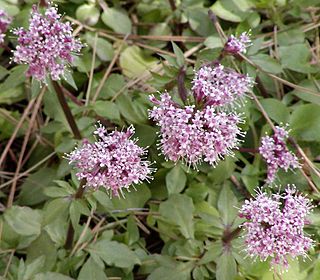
[[204, 36, 223, 49], [101, 8, 132, 34], [126, 215, 139, 245], [0, 64, 9, 80], [208, 158, 236, 185], [260, 98, 290, 124], [85, 33, 114, 62], [216, 250, 237, 280], [261, 259, 307, 280], [277, 29, 305, 46], [64, 71, 78, 90], [76, 4, 100, 26], [290, 79, 320, 105], [185, 7, 215, 37], [70, 200, 90, 228], [135, 124, 158, 147], [159, 194, 195, 239], [166, 164, 187, 195], [249, 54, 282, 74], [290, 104, 320, 141], [279, 43, 317, 73], [27, 231, 57, 271], [78, 257, 107, 280], [92, 190, 113, 211], [88, 240, 141, 268], [210, 1, 242, 22], [18, 168, 57, 206], [241, 163, 260, 194], [311, 259, 320, 280], [116, 93, 148, 124], [171, 42, 185, 67], [31, 79, 42, 99], [4, 206, 42, 236], [0, 65, 28, 92], [73, 52, 100, 73], [112, 183, 151, 211], [119, 46, 158, 78], [217, 183, 238, 226], [94, 100, 120, 121], [43, 198, 69, 225], [0, 86, 24, 105], [23, 256, 45, 280], [148, 263, 192, 280], [34, 272, 73, 280], [98, 73, 125, 100]]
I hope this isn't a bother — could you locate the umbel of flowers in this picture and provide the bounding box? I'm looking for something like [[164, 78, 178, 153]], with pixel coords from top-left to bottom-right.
[[239, 185, 314, 272], [149, 92, 244, 167], [66, 123, 153, 197], [12, 4, 82, 82], [259, 125, 300, 183], [192, 63, 254, 108], [149, 61, 253, 167], [0, 9, 12, 44]]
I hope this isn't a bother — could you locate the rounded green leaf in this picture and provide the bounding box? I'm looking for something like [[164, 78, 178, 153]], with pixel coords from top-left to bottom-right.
[[101, 8, 132, 34]]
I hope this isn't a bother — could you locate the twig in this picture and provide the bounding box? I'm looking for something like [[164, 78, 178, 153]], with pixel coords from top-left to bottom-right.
[[70, 211, 93, 256], [0, 99, 36, 168], [85, 33, 98, 107], [64, 179, 87, 250], [2, 250, 15, 278], [208, 10, 227, 42], [0, 152, 56, 190], [250, 92, 275, 130], [92, 34, 129, 103], [7, 89, 45, 208]]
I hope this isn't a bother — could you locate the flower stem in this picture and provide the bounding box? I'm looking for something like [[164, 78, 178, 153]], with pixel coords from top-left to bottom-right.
[[222, 227, 242, 244], [65, 179, 86, 250], [177, 66, 187, 104], [52, 80, 82, 140]]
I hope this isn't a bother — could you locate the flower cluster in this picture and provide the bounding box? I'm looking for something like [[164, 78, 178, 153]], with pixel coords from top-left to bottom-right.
[[239, 186, 314, 272], [259, 126, 300, 183], [192, 64, 254, 108], [149, 92, 244, 167], [66, 124, 153, 197], [12, 4, 82, 82], [0, 9, 12, 44], [224, 31, 251, 54]]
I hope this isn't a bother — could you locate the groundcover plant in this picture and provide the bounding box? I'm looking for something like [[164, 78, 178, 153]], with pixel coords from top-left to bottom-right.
[[0, 0, 319, 279]]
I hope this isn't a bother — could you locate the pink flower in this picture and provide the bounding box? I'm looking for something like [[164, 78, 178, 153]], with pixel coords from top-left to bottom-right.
[[192, 64, 254, 108], [259, 126, 300, 183], [239, 185, 314, 272], [66, 124, 153, 197], [0, 9, 12, 44], [12, 4, 83, 82], [225, 31, 251, 54], [149, 92, 244, 167]]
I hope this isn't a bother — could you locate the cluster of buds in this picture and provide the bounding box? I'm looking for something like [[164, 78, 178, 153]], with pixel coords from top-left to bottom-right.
[[224, 31, 252, 54], [259, 126, 300, 183]]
